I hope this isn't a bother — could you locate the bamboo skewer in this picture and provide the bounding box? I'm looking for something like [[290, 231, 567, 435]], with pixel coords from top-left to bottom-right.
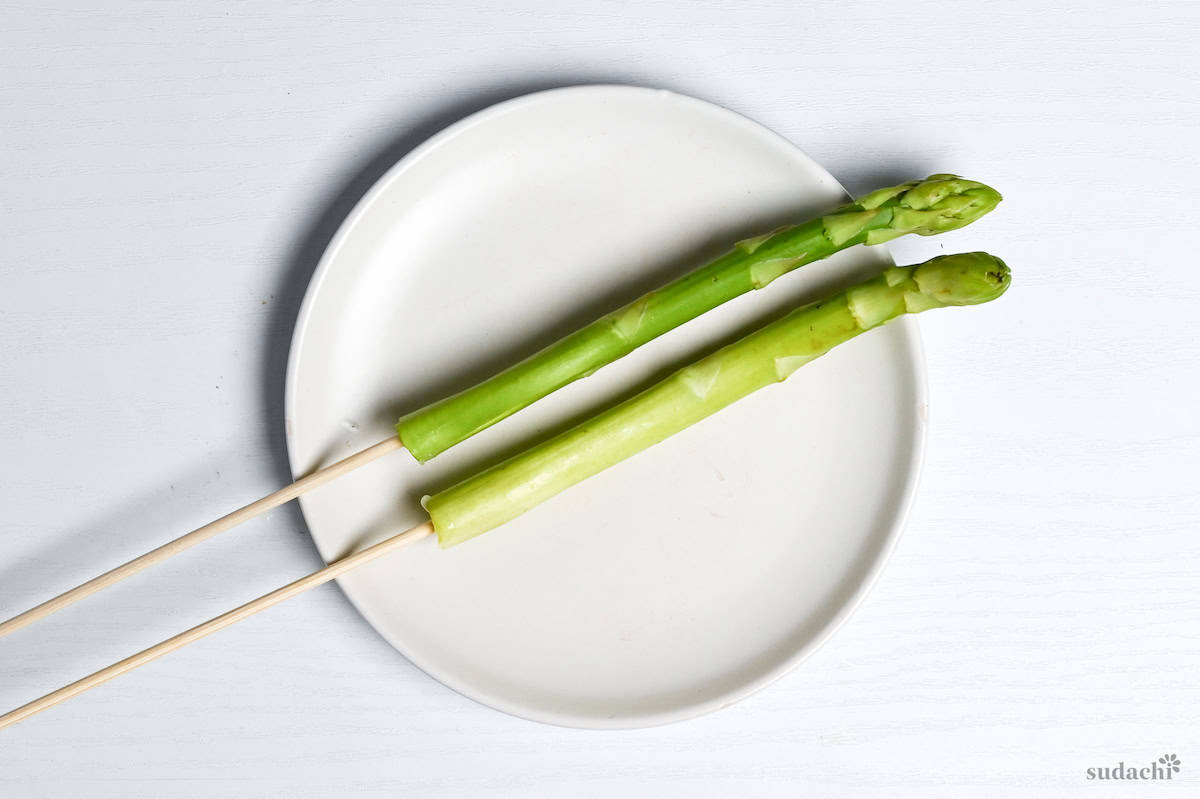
[[0, 435, 404, 639], [0, 520, 434, 730], [0, 249, 1012, 731]]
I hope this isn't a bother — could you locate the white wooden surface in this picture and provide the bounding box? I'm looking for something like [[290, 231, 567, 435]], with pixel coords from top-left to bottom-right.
[[0, 2, 1197, 795]]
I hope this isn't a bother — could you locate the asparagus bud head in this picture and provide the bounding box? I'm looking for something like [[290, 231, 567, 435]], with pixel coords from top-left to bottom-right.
[[847, 252, 1009, 326], [847, 174, 1003, 245], [912, 251, 1011, 307]]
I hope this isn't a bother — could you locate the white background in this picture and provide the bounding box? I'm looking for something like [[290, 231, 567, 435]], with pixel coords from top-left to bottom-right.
[[1, 2, 1197, 796]]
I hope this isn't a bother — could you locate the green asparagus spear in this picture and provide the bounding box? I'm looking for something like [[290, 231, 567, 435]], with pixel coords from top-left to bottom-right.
[[425, 252, 1010, 547], [396, 175, 1002, 462]]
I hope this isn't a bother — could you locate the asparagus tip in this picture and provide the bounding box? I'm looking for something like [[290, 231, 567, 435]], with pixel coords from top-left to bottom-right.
[[912, 252, 1011, 306]]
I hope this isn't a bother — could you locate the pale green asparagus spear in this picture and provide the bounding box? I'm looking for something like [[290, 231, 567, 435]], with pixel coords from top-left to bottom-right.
[[425, 252, 1010, 547], [397, 175, 1002, 462]]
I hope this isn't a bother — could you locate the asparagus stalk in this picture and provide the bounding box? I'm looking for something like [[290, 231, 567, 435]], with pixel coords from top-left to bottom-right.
[[425, 252, 1011, 547], [397, 175, 1002, 462]]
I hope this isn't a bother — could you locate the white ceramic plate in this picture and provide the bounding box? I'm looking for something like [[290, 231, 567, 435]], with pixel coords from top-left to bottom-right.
[[285, 85, 925, 728]]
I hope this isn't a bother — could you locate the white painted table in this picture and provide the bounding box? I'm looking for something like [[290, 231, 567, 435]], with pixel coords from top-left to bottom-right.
[[1, 2, 1196, 796]]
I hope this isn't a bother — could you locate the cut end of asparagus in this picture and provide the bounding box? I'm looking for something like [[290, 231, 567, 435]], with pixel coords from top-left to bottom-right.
[[912, 252, 1011, 306]]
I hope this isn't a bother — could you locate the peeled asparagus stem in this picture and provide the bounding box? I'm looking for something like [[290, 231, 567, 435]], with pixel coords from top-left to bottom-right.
[[426, 252, 1011, 546], [0, 253, 1010, 729]]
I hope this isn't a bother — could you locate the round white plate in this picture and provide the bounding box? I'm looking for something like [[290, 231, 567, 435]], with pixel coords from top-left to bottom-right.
[[285, 85, 925, 728]]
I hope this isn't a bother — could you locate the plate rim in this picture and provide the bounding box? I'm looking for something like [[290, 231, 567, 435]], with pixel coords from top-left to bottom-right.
[[284, 84, 928, 729]]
